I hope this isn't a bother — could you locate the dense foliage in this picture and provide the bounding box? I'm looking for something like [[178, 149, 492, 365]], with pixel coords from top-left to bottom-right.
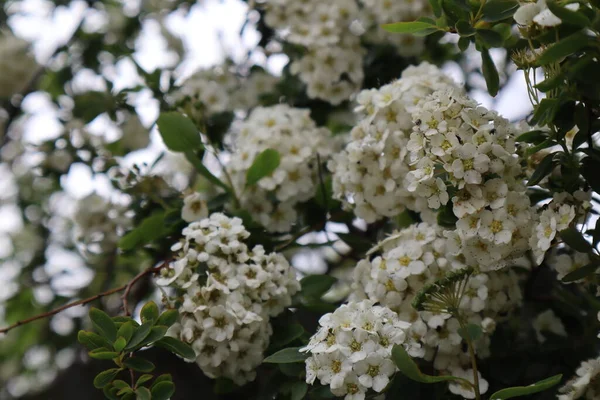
[[2, 0, 600, 399]]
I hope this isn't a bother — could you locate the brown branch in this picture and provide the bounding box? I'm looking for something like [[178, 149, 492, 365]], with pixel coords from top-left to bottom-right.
[[0, 264, 166, 335], [121, 264, 165, 316]]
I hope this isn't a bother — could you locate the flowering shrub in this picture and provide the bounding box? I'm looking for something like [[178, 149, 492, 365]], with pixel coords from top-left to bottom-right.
[[2, 0, 600, 399]]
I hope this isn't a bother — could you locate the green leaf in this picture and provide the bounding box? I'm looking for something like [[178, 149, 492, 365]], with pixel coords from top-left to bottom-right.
[[530, 98, 561, 127], [516, 130, 549, 144], [381, 20, 439, 34], [78, 331, 112, 351], [477, 29, 504, 47], [458, 37, 471, 51], [291, 382, 308, 400], [152, 374, 173, 387], [114, 337, 127, 352], [156, 112, 202, 152], [546, 0, 590, 27], [559, 227, 593, 253], [112, 380, 130, 390], [136, 374, 153, 387], [156, 309, 179, 327], [481, 48, 499, 96], [117, 321, 134, 343], [139, 325, 168, 347], [246, 149, 281, 187], [89, 348, 120, 360], [561, 263, 600, 282], [118, 211, 168, 251], [457, 324, 482, 342], [151, 381, 176, 400], [336, 232, 373, 253], [581, 157, 600, 194], [90, 308, 117, 342], [528, 153, 555, 186], [93, 368, 121, 389], [140, 301, 159, 324], [135, 387, 151, 400], [456, 20, 476, 36], [270, 323, 305, 348], [154, 337, 197, 360], [123, 357, 156, 373], [482, 0, 519, 21], [124, 322, 153, 351], [183, 150, 230, 192], [534, 73, 565, 92], [538, 32, 590, 65], [489, 374, 562, 399], [263, 347, 309, 364], [429, 0, 443, 16], [391, 345, 464, 384], [103, 385, 120, 400], [300, 275, 337, 299]]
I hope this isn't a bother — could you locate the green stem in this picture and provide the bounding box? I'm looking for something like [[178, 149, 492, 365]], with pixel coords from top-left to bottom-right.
[[458, 316, 481, 400]]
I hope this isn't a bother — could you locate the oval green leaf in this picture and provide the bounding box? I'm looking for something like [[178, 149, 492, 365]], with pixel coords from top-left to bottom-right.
[[93, 368, 121, 389], [263, 347, 309, 364], [489, 374, 562, 399], [154, 336, 197, 360], [151, 381, 176, 400], [246, 149, 281, 187], [156, 112, 202, 152], [89, 308, 117, 342], [123, 357, 156, 373]]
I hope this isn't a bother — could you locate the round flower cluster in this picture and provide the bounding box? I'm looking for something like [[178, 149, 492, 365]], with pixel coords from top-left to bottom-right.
[[156, 213, 300, 385], [0, 34, 39, 99], [171, 66, 278, 120], [259, 0, 430, 104], [405, 89, 535, 270], [329, 62, 459, 223], [558, 356, 600, 400], [226, 105, 334, 232], [529, 190, 590, 265], [301, 300, 410, 400], [73, 193, 131, 255], [350, 222, 523, 396]]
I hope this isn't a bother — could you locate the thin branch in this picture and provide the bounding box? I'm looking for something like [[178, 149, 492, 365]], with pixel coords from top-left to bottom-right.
[[121, 264, 165, 316], [0, 264, 165, 335]]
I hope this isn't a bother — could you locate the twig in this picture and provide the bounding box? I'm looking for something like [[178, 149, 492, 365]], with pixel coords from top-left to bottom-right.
[[121, 264, 166, 316], [0, 264, 165, 335]]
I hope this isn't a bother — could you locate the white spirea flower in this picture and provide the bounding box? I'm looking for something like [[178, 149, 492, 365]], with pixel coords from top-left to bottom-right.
[[226, 105, 334, 232], [514, 0, 581, 27], [181, 192, 208, 222], [171, 65, 278, 119], [350, 222, 523, 391], [0, 34, 39, 99], [302, 300, 410, 400], [547, 248, 592, 282], [448, 367, 489, 399], [558, 357, 600, 400], [157, 213, 300, 384], [533, 309, 567, 343], [329, 62, 459, 222]]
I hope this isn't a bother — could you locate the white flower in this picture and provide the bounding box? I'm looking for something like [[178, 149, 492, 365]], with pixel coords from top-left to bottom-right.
[[181, 192, 208, 222], [533, 309, 567, 343], [478, 209, 515, 244], [354, 355, 396, 392], [558, 357, 600, 400], [448, 368, 489, 399]]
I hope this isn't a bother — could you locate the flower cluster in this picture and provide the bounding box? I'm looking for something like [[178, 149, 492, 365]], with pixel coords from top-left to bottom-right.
[[226, 105, 334, 232], [259, 0, 430, 104], [329, 62, 459, 223], [0, 34, 39, 99], [171, 66, 278, 120], [156, 213, 300, 384], [73, 193, 131, 255], [350, 223, 523, 397], [301, 300, 410, 400], [530, 190, 590, 264], [405, 89, 535, 270], [558, 356, 600, 400]]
